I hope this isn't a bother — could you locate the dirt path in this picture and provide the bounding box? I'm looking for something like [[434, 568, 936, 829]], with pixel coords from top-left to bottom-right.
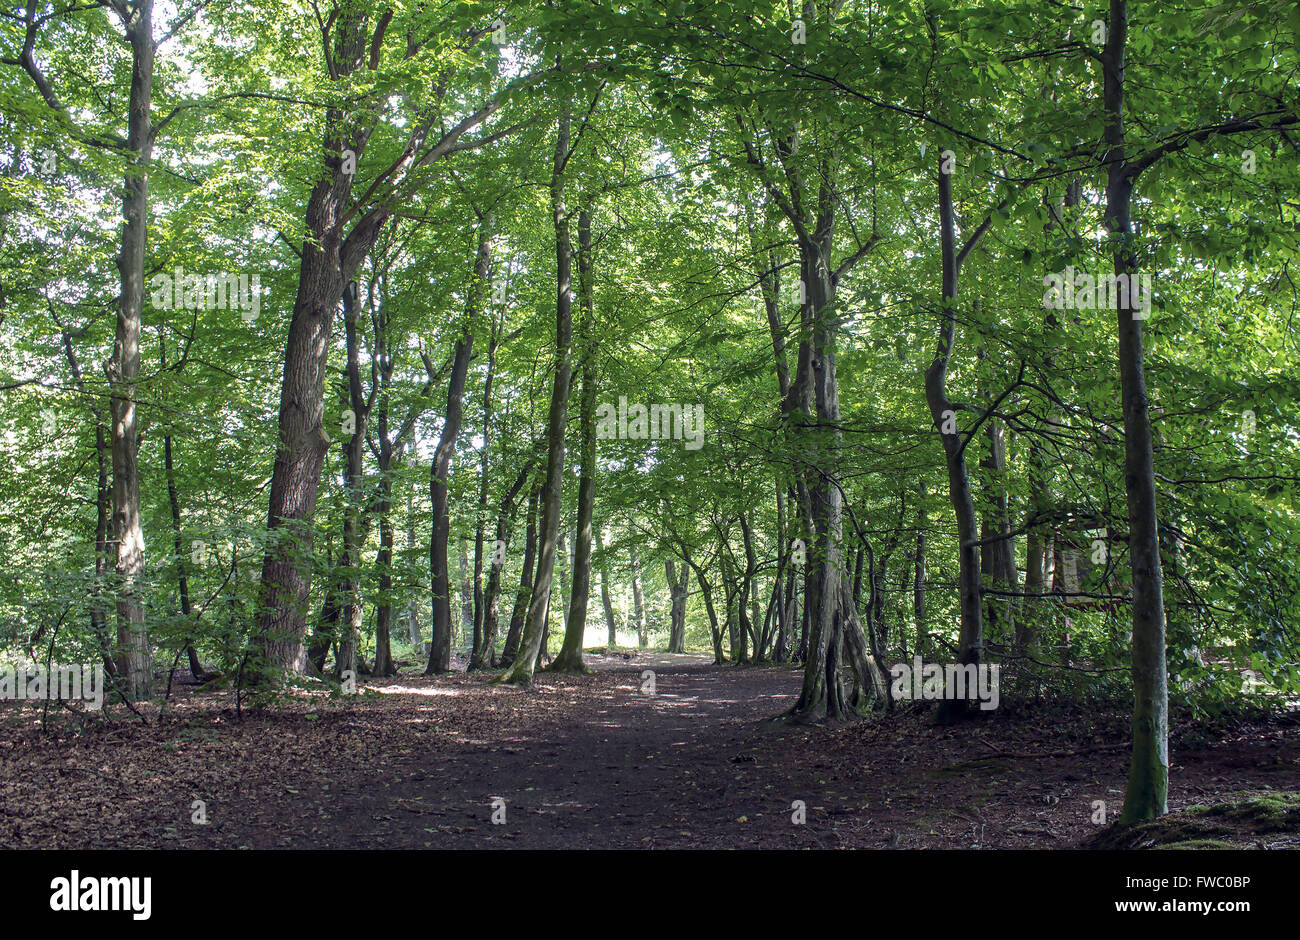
[[3, 656, 1297, 849]]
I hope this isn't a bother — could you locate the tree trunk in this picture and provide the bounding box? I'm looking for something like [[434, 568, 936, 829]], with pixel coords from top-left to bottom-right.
[[552, 210, 597, 674], [976, 325, 1017, 649], [690, 563, 725, 665], [255, 148, 362, 676], [913, 485, 928, 660], [1104, 0, 1169, 822], [470, 460, 532, 670], [107, 0, 155, 701], [500, 483, 539, 666], [630, 545, 647, 649], [338, 281, 370, 682], [599, 531, 619, 647], [459, 540, 473, 655], [426, 219, 492, 674], [371, 391, 397, 677], [665, 560, 687, 653], [163, 430, 207, 682], [498, 109, 575, 687], [925, 159, 984, 725], [470, 314, 501, 666], [788, 198, 856, 723]]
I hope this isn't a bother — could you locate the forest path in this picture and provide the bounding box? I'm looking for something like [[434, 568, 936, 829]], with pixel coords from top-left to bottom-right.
[[257, 658, 813, 849], [6, 656, 1298, 849]]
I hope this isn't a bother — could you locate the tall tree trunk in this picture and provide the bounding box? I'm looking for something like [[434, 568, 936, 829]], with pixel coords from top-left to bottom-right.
[[557, 532, 571, 631], [500, 483, 539, 666], [735, 515, 758, 664], [255, 143, 361, 674], [788, 193, 855, 723], [771, 489, 791, 663], [552, 210, 597, 674], [459, 540, 474, 655], [338, 281, 371, 681], [1103, 0, 1169, 823], [426, 218, 492, 674], [372, 390, 397, 677], [470, 317, 501, 665], [107, 0, 155, 701], [925, 159, 984, 725], [498, 109, 575, 687], [405, 483, 424, 655]]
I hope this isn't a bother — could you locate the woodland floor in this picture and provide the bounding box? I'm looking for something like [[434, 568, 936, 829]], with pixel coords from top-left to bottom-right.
[[2, 652, 1298, 849]]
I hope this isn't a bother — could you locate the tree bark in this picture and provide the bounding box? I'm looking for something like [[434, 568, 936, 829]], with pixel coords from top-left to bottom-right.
[[338, 281, 371, 681], [498, 109, 575, 686], [500, 483, 539, 666], [913, 484, 928, 659], [107, 0, 155, 701], [925, 159, 985, 725], [665, 559, 687, 653], [552, 209, 597, 674], [1103, 0, 1169, 822], [426, 218, 492, 673], [470, 460, 532, 669], [599, 530, 619, 647], [470, 307, 503, 666], [630, 545, 647, 649]]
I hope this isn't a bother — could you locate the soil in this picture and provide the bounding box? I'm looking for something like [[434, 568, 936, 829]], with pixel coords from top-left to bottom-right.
[[2, 652, 1297, 849]]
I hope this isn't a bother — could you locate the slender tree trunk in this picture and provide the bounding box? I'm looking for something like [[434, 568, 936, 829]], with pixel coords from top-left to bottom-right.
[[307, 540, 338, 675], [977, 332, 1017, 648], [470, 461, 532, 670], [426, 219, 492, 674], [689, 562, 724, 665], [599, 530, 618, 647], [913, 484, 928, 659], [498, 109, 575, 686], [405, 484, 424, 655], [470, 315, 501, 665], [552, 211, 597, 674], [1104, 0, 1169, 822], [630, 545, 647, 648], [459, 540, 474, 655], [92, 420, 113, 671], [58, 319, 115, 675], [501, 483, 539, 666], [338, 281, 371, 681], [665, 560, 687, 653], [925, 159, 984, 725], [372, 392, 397, 677], [163, 431, 207, 681]]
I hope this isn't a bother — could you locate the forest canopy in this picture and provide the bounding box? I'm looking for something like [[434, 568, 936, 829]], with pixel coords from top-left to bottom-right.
[[0, 0, 1297, 831]]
